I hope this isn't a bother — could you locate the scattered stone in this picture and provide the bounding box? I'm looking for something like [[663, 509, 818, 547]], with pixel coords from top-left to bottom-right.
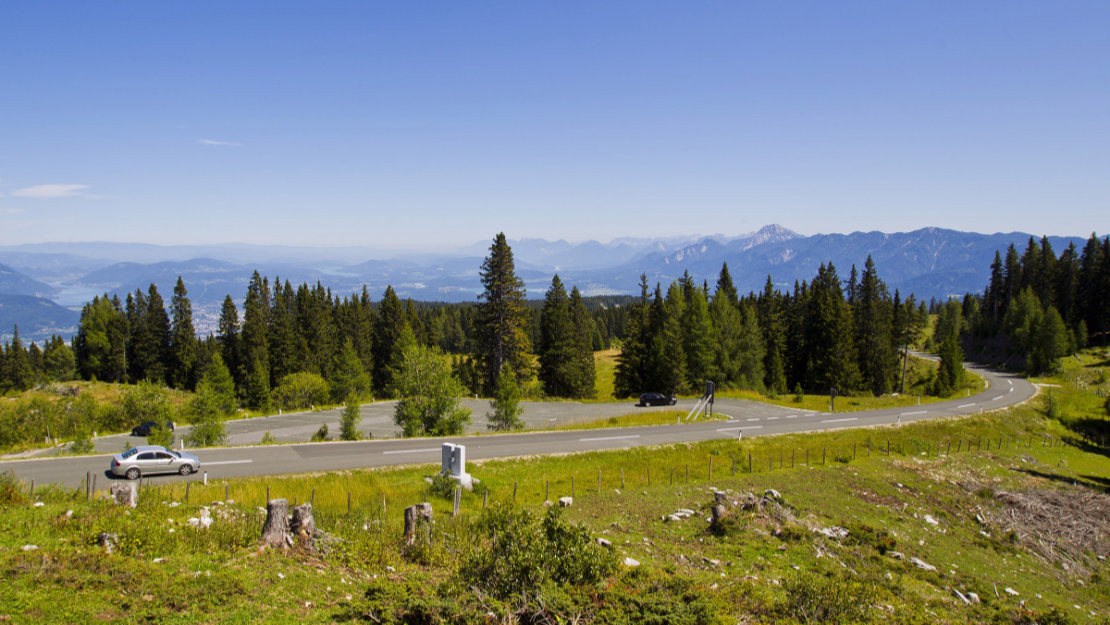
[[96, 532, 118, 553], [701, 557, 721, 567], [1004, 587, 1019, 596], [953, 589, 971, 604], [622, 557, 640, 567], [542, 500, 553, 507], [764, 489, 782, 501], [596, 538, 612, 548], [676, 508, 696, 516], [924, 515, 939, 526], [153, 557, 165, 563], [814, 526, 849, 540], [558, 497, 573, 508], [967, 593, 980, 604], [33, 502, 44, 508], [909, 557, 936, 571], [187, 507, 213, 529], [22, 544, 38, 551]]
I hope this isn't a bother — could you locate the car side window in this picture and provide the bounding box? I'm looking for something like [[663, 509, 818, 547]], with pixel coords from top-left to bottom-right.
[[137, 452, 156, 461], [155, 452, 173, 460]]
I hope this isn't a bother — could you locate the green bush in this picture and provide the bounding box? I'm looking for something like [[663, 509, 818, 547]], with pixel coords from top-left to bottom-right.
[[845, 522, 896, 555], [311, 424, 329, 442], [460, 505, 617, 600], [273, 372, 330, 411], [782, 570, 876, 624]]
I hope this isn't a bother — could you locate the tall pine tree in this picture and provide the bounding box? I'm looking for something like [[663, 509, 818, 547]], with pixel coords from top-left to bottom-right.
[[475, 233, 531, 394]]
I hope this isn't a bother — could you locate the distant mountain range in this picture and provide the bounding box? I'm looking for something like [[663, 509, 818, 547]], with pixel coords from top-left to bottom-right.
[[0, 225, 1087, 344]]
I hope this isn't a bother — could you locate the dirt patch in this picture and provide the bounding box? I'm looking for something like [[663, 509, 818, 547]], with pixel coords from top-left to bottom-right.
[[987, 487, 1110, 577]]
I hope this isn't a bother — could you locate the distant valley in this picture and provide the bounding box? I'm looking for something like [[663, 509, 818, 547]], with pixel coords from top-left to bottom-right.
[[0, 225, 1087, 344]]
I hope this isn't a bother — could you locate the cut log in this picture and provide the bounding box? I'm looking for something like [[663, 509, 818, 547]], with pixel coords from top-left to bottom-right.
[[403, 502, 433, 545], [260, 498, 293, 550], [291, 503, 317, 550]]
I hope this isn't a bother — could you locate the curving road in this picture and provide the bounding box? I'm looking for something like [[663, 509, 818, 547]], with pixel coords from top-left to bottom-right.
[[0, 363, 1037, 489]]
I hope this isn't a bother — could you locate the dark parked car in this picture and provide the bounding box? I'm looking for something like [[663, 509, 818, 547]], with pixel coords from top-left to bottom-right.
[[130, 421, 175, 437], [637, 392, 677, 407], [109, 445, 200, 480]]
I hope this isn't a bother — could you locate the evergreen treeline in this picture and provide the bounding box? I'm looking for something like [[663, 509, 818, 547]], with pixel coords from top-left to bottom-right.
[[964, 234, 1110, 373], [614, 259, 929, 398]]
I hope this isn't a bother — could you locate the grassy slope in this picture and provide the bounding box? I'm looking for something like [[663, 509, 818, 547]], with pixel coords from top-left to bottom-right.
[[2, 353, 1108, 623]]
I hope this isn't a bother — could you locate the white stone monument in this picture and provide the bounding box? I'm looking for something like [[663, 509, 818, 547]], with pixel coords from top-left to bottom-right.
[[440, 443, 472, 489]]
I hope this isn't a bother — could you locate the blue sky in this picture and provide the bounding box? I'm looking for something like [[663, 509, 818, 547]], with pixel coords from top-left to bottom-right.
[[2, 2, 1107, 250]]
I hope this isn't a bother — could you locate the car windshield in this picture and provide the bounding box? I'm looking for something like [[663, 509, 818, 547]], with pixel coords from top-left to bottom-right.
[[121, 448, 139, 459]]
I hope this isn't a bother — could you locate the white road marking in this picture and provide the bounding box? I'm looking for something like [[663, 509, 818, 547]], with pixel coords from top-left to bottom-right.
[[766, 416, 780, 421], [992, 395, 1004, 401], [579, 434, 641, 442], [820, 417, 858, 424], [957, 403, 975, 409], [900, 410, 927, 416], [1007, 380, 1013, 387], [785, 415, 798, 419], [205, 460, 253, 466], [717, 426, 763, 432], [1008, 388, 1013, 394], [747, 418, 760, 422], [382, 448, 439, 455]]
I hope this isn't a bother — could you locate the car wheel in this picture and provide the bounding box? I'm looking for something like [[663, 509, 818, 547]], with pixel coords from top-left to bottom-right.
[[125, 467, 140, 480], [179, 464, 193, 476]]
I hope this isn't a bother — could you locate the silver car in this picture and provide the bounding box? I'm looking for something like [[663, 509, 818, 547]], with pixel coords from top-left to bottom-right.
[[110, 445, 200, 480]]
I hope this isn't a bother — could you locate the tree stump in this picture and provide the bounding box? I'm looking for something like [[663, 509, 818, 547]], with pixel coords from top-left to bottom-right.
[[403, 502, 433, 546], [109, 483, 136, 508], [260, 498, 293, 550], [291, 503, 317, 550]]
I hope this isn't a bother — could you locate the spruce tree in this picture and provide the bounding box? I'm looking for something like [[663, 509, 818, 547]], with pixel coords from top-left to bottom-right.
[[803, 263, 858, 394], [538, 275, 575, 397], [169, 276, 198, 389], [241, 271, 270, 404], [475, 233, 531, 395], [42, 335, 76, 382], [614, 275, 651, 399], [373, 285, 405, 397], [736, 304, 766, 389], [487, 366, 525, 431], [568, 286, 596, 398], [681, 286, 715, 391], [217, 295, 241, 389], [73, 294, 128, 382], [757, 276, 788, 394], [854, 256, 896, 396], [3, 326, 33, 391]]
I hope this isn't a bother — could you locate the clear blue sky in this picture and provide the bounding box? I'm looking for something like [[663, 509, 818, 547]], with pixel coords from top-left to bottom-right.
[[2, 1, 1107, 249]]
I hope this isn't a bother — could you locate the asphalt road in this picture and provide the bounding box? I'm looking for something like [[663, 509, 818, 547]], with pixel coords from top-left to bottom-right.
[[0, 362, 1037, 490]]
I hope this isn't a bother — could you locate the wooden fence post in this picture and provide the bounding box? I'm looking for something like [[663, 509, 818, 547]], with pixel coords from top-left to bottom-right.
[[822, 447, 826, 464], [545, 480, 549, 502], [225, 484, 229, 502], [266, 485, 270, 504], [85, 472, 91, 502], [185, 482, 190, 504], [791, 449, 795, 468], [708, 457, 713, 481], [621, 468, 625, 489], [347, 491, 351, 514], [731, 457, 736, 476], [806, 449, 809, 466], [513, 481, 517, 503], [571, 476, 575, 498], [748, 452, 752, 473], [685, 464, 689, 483], [311, 488, 316, 507], [598, 469, 602, 493], [483, 491, 488, 510]]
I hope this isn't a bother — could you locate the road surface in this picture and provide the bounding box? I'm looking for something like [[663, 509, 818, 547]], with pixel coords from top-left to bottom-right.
[[0, 363, 1036, 489]]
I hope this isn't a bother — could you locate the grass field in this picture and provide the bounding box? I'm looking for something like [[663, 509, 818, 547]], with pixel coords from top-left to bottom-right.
[[2, 351, 1107, 623]]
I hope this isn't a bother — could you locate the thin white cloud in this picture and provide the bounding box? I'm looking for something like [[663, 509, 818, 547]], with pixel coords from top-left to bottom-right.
[[12, 184, 90, 198], [198, 138, 242, 146]]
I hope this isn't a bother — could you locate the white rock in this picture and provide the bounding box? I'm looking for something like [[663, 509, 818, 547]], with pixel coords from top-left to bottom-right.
[[558, 496, 573, 507], [953, 589, 971, 604], [21, 545, 39, 551], [277, 573, 285, 579], [924, 515, 938, 526], [909, 557, 936, 571], [596, 538, 612, 548], [1004, 587, 1019, 596], [622, 557, 640, 567], [33, 502, 44, 507], [967, 593, 980, 604]]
